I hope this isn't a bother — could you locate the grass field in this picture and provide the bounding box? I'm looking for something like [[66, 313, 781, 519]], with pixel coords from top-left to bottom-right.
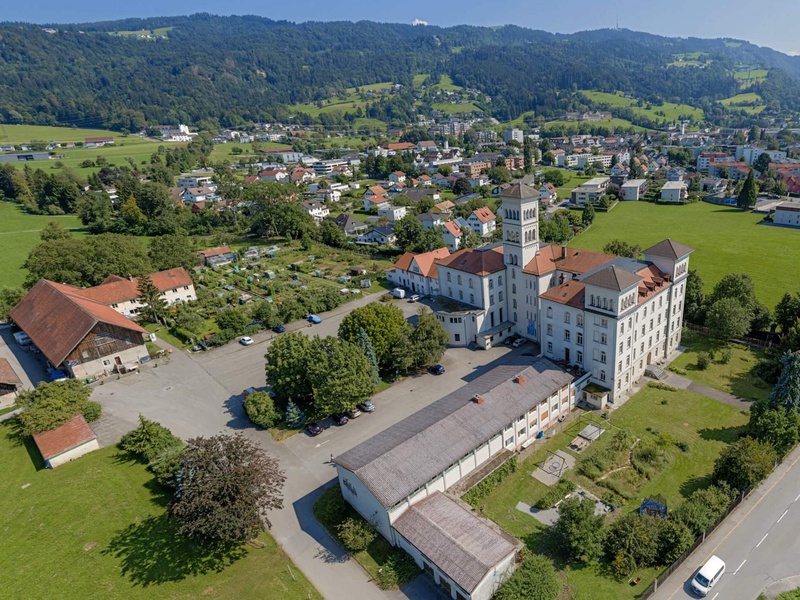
[[735, 69, 769, 80], [718, 92, 766, 114], [113, 27, 173, 37], [570, 201, 800, 309], [0, 202, 85, 289], [580, 91, 704, 123], [542, 118, 651, 133], [0, 124, 137, 145], [208, 141, 293, 162], [479, 387, 747, 599], [432, 102, 481, 114], [669, 330, 771, 402], [0, 420, 320, 600]]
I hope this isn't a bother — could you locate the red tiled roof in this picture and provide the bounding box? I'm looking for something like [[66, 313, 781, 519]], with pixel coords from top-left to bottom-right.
[[197, 245, 232, 259], [9, 280, 147, 368], [393, 247, 451, 279], [73, 268, 193, 306], [471, 207, 496, 223], [382, 142, 416, 151], [540, 280, 585, 308], [0, 358, 22, 387], [523, 244, 615, 276], [32, 414, 96, 460], [437, 246, 505, 276], [443, 221, 462, 237]]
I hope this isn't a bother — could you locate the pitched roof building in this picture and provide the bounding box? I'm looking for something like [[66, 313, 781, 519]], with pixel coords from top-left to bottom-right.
[[32, 414, 100, 469]]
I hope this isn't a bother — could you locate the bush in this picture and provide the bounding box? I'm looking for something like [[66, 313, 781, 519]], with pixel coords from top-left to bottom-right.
[[658, 519, 694, 564], [495, 550, 562, 600], [713, 437, 776, 491], [719, 348, 733, 364], [672, 484, 735, 536], [696, 352, 711, 370], [535, 479, 577, 510], [336, 517, 377, 552], [648, 381, 679, 392], [82, 401, 103, 423], [462, 456, 517, 507], [17, 379, 100, 436], [243, 391, 282, 428], [121, 414, 184, 463], [376, 551, 420, 590], [631, 441, 669, 478]]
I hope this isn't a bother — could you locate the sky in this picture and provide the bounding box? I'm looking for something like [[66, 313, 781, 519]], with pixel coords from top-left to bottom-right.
[[6, 0, 800, 55]]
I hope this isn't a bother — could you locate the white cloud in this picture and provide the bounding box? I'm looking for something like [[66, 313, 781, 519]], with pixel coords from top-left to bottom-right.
[[412, 19, 429, 26]]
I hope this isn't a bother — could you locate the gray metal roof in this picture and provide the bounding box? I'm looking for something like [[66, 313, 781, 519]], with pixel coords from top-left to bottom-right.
[[334, 357, 573, 508], [393, 492, 520, 593], [644, 238, 694, 260], [580, 265, 642, 292]]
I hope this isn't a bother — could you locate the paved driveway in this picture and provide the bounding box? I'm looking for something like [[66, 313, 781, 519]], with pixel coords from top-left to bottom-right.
[[0, 326, 49, 392], [89, 289, 535, 600]]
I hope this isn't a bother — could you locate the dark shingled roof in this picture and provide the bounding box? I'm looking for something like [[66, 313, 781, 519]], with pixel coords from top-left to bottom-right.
[[644, 239, 694, 260], [580, 265, 642, 292], [393, 492, 521, 593], [334, 357, 573, 508], [498, 181, 538, 200]]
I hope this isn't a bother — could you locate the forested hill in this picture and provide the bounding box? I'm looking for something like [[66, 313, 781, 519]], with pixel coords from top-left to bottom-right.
[[2, 13, 800, 130]]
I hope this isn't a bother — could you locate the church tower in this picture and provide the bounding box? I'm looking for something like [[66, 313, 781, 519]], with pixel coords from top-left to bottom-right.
[[499, 182, 540, 270]]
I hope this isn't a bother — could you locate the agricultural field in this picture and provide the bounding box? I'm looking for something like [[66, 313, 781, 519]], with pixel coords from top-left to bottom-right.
[[735, 68, 769, 81], [0, 202, 85, 289], [288, 81, 393, 117], [0, 421, 320, 600], [719, 92, 766, 114], [0, 124, 139, 146], [478, 387, 748, 600], [571, 200, 800, 309], [432, 102, 482, 115], [413, 74, 463, 91], [580, 91, 704, 123], [668, 52, 712, 67], [542, 117, 651, 133], [112, 27, 173, 37]]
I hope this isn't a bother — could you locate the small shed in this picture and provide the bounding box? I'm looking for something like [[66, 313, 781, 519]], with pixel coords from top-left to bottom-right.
[[0, 358, 23, 400], [32, 414, 100, 469]]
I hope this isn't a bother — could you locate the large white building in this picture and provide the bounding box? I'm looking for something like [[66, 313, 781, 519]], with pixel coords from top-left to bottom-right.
[[570, 177, 611, 204], [774, 202, 800, 228], [390, 181, 693, 405], [334, 357, 574, 600]]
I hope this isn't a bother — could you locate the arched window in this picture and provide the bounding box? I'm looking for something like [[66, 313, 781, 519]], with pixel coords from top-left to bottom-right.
[[498, 275, 503, 286], [512, 284, 517, 294]]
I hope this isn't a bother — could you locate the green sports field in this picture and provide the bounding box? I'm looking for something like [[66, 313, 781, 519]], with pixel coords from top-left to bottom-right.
[[0, 202, 85, 289], [571, 201, 799, 309]]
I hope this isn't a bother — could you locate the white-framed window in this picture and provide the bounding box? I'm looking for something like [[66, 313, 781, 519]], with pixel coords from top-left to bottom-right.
[[600, 370, 606, 382], [576, 350, 583, 363], [547, 307, 553, 318], [499, 291, 504, 302], [547, 324, 553, 336], [547, 341, 553, 353], [576, 314, 583, 327], [564, 312, 571, 324], [577, 332, 583, 345], [564, 330, 571, 342], [490, 295, 495, 306], [600, 351, 607, 363]]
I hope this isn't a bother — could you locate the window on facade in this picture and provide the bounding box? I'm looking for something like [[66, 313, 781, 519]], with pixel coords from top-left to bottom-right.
[[600, 370, 606, 381], [512, 284, 516, 294], [457, 275, 462, 285], [448, 287, 453, 297], [564, 312, 570, 324], [600, 351, 607, 363], [564, 330, 570, 342], [489, 279, 494, 290], [618, 361, 622, 371], [547, 307, 553, 318], [490, 295, 495, 306], [103, 359, 111, 366], [454, 334, 460, 342], [577, 350, 583, 363], [547, 341, 553, 353], [447, 272, 451, 282], [459, 290, 463, 300], [577, 314, 583, 327], [546, 324, 553, 336], [577, 332, 583, 345], [498, 276, 503, 286], [590, 294, 595, 306], [184, 285, 189, 290], [600, 333, 607, 345], [512, 268, 516, 279], [512, 299, 517, 309], [470, 293, 475, 304], [469, 279, 474, 289]]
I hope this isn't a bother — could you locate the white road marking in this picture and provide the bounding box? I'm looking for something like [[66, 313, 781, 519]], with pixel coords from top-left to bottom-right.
[[756, 533, 769, 548], [315, 439, 330, 448], [735, 559, 747, 573], [711, 593, 719, 600], [778, 509, 789, 523], [795, 493, 800, 502]]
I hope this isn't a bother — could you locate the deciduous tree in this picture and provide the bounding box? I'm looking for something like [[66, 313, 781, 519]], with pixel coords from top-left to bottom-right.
[[171, 434, 285, 543], [307, 337, 375, 417], [603, 239, 642, 258], [265, 333, 315, 407], [148, 234, 197, 271], [495, 551, 561, 600], [409, 310, 449, 368], [749, 400, 799, 456], [339, 303, 411, 370], [705, 297, 751, 340], [712, 437, 776, 491], [243, 391, 282, 428], [552, 496, 606, 564], [17, 379, 101, 436]]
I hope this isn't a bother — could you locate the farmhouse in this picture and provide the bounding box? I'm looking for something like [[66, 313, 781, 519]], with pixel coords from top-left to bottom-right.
[[334, 357, 573, 600], [9, 280, 150, 379], [32, 414, 100, 469]]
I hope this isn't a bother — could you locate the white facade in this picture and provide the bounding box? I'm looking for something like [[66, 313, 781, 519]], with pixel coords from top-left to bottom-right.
[[503, 128, 524, 144], [570, 177, 611, 204], [661, 181, 688, 202], [564, 153, 614, 168], [46, 438, 101, 469], [774, 203, 800, 227], [620, 179, 648, 201], [68, 344, 150, 380], [466, 210, 497, 236], [377, 205, 408, 222]]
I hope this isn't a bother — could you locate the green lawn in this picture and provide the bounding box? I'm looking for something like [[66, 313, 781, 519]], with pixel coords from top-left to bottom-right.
[[580, 91, 704, 123], [432, 102, 481, 114], [718, 93, 766, 114], [542, 118, 651, 133], [113, 27, 173, 37], [0, 124, 138, 145], [570, 201, 800, 309], [479, 388, 748, 600], [735, 69, 769, 80], [0, 420, 320, 600], [0, 201, 85, 289], [669, 330, 771, 402]]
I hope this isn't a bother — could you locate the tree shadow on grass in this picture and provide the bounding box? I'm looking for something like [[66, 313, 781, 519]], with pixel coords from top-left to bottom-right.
[[2, 419, 45, 470], [698, 426, 746, 444], [109, 450, 172, 508], [103, 513, 247, 586], [679, 474, 714, 499]]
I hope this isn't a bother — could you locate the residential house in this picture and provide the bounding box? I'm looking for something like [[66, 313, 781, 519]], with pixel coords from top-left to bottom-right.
[[330, 214, 369, 236], [290, 168, 315, 184], [84, 137, 114, 148], [417, 140, 437, 153], [32, 415, 100, 469], [9, 280, 150, 379], [417, 212, 446, 230], [300, 200, 330, 223], [417, 174, 433, 187], [538, 183, 558, 204], [259, 169, 289, 182], [697, 153, 731, 172], [316, 188, 342, 203], [469, 174, 491, 188], [570, 177, 611, 205], [405, 188, 441, 203], [357, 225, 396, 246], [386, 247, 451, 296], [700, 177, 727, 194], [378, 142, 418, 155], [177, 175, 213, 188], [183, 186, 215, 204], [377, 205, 408, 223], [431, 200, 456, 215], [71, 268, 197, 318], [467, 208, 497, 237], [665, 167, 686, 182], [442, 221, 463, 251], [197, 246, 237, 267], [333, 358, 573, 600], [774, 202, 800, 228], [619, 179, 649, 201], [459, 159, 490, 179], [363, 185, 388, 211], [660, 181, 688, 203], [388, 171, 407, 183]]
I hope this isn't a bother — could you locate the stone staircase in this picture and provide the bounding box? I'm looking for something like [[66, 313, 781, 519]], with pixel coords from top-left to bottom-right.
[[645, 364, 668, 380]]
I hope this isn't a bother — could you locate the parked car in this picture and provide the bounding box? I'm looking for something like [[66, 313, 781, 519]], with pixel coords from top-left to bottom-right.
[[346, 407, 362, 419], [331, 413, 349, 426], [504, 336, 517, 346], [691, 555, 725, 597], [272, 325, 286, 333], [408, 294, 420, 303], [357, 400, 375, 413], [305, 422, 323, 436], [308, 314, 322, 324], [512, 337, 527, 348], [239, 336, 254, 346], [242, 387, 257, 398], [429, 364, 445, 375]]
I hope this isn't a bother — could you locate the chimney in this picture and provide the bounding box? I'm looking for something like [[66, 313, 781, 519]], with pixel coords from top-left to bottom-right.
[[561, 244, 567, 259], [513, 375, 526, 385], [472, 394, 484, 404]]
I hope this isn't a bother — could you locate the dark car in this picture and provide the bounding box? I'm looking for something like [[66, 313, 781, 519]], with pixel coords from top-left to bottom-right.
[[272, 325, 286, 333], [331, 413, 349, 426], [346, 407, 362, 419], [357, 400, 375, 413], [429, 364, 445, 375], [504, 336, 516, 346], [305, 422, 323, 436]]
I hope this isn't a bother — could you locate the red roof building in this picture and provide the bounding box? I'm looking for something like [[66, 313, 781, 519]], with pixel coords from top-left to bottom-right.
[[32, 414, 100, 468]]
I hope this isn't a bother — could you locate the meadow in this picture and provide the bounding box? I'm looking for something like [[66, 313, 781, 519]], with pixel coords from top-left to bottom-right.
[[0, 202, 84, 289], [580, 91, 704, 123], [571, 200, 799, 309], [542, 117, 651, 133], [718, 92, 766, 114], [0, 421, 320, 600]]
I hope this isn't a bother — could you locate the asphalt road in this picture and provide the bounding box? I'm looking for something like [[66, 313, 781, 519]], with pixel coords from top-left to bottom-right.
[[89, 289, 528, 600], [652, 446, 800, 600]]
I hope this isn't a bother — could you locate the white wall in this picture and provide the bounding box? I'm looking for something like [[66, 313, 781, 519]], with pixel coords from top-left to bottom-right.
[[47, 438, 100, 468], [69, 344, 149, 380], [336, 466, 393, 541]]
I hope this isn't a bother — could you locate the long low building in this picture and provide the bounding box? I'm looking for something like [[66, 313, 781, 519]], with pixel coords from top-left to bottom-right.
[[334, 357, 574, 600]]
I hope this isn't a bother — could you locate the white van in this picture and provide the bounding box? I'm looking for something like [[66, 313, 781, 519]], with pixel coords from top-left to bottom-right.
[[691, 555, 725, 597]]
